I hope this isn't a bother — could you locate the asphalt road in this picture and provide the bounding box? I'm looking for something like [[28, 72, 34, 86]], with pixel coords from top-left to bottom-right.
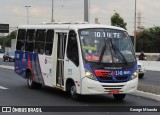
[[138, 70, 160, 86], [0, 68, 160, 115]]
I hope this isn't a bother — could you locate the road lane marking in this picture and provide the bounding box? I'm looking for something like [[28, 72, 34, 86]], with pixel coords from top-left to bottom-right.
[[0, 86, 8, 89]]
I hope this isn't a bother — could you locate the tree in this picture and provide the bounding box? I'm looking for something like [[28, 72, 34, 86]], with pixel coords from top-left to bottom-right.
[[0, 30, 17, 49], [136, 26, 160, 53], [111, 12, 127, 30]]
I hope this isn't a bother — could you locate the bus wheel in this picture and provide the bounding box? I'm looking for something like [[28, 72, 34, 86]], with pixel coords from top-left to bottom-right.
[[113, 94, 126, 101], [27, 72, 42, 89], [70, 84, 80, 100]]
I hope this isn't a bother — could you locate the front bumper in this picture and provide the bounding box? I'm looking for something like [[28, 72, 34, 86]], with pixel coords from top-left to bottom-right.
[[81, 77, 138, 95]]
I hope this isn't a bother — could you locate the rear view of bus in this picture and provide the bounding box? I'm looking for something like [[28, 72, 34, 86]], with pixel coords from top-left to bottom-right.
[[78, 28, 138, 100]]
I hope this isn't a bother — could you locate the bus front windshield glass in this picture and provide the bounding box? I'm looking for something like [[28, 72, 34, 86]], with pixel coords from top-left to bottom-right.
[[79, 29, 136, 63]]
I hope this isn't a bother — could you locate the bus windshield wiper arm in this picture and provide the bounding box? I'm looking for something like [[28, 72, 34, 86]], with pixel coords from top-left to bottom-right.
[[109, 39, 128, 65], [99, 44, 106, 63]]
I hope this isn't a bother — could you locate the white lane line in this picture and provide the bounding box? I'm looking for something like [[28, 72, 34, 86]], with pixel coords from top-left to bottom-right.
[[0, 86, 8, 89], [0, 65, 14, 70]]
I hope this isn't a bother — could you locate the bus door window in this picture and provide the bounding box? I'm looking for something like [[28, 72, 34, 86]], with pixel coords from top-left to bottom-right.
[[67, 30, 79, 67], [45, 30, 54, 55], [16, 29, 26, 51], [35, 30, 46, 54], [25, 29, 35, 52]]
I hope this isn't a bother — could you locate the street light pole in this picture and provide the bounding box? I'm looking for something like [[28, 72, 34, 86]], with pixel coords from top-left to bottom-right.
[[25, 6, 31, 24], [84, 0, 89, 23], [51, 0, 54, 22], [134, 0, 137, 52]]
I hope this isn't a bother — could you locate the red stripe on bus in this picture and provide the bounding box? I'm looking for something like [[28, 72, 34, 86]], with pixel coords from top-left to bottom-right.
[[94, 70, 110, 77]]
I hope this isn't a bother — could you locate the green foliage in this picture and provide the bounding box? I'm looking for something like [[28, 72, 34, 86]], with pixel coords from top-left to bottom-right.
[[136, 26, 160, 53], [111, 12, 127, 30], [0, 30, 17, 49]]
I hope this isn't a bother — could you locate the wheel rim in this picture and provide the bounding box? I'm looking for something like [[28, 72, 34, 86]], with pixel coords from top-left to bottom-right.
[[70, 85, 77, 98], [28, 76, 32, 86]]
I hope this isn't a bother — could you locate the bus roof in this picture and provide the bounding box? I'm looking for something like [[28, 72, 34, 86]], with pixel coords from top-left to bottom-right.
[[18, 24, 126, 31]]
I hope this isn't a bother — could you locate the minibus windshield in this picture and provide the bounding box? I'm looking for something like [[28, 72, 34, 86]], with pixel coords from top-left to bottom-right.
[[79, 28, 136, 63]]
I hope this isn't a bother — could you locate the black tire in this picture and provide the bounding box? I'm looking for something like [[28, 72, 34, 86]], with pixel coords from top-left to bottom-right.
[[70, 84, 81, 100], [9, 58, 11, 62], [113, 94, 126, 101], [27, 72, 42, 89], [139, 74, 144, 79], [3, 58, 5, 61]]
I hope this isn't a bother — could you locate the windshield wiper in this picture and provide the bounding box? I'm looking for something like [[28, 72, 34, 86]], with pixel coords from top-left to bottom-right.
[[99, 44, 107, 63], [109, 39, 128, 65]]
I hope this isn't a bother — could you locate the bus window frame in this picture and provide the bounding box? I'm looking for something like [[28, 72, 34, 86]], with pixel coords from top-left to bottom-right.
[[45, 29, 54, 56], [66, 30, 79, 67], [16, 29, 26, 51], [35, 29, 46, 54]]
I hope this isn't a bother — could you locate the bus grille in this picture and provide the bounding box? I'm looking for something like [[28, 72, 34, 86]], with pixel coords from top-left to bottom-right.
[[98, 77, 112, 80], [115, 76, 128, 80], [98, 76, 129, 82], [102, 85, 124, 92]]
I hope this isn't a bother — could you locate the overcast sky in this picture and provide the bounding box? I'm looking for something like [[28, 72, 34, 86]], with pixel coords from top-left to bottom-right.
[[0, 0, 160, 35]]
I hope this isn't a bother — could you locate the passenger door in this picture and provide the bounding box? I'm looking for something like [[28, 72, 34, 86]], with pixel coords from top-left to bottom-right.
[[56, 33, 67, 87], [64, 30, 81, 93]]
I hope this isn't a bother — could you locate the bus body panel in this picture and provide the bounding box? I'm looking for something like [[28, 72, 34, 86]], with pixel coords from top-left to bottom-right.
[[64, 58, 81, 93], [81, 77, 138, 95], [15, 51, 44, 84], [38, 55, 53, 86]]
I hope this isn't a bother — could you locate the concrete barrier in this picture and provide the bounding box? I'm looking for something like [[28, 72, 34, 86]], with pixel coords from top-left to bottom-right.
[[139, 61, 160, 71]]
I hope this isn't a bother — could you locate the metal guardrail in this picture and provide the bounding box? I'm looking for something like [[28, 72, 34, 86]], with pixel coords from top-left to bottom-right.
[[139, 60, 160, 71]]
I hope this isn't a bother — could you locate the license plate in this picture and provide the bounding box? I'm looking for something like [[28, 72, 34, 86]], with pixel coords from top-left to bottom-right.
[[109, 90, 119, 94]]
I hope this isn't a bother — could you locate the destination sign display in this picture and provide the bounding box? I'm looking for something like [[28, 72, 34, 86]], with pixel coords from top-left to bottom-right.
[[80, 29, 124, 39]]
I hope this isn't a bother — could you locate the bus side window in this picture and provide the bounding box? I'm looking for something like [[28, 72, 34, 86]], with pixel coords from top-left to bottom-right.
[[25, 29, 35, 52], [16, 29, 26, 51], [67, 30, 79, 67], [45, 30, 54, 55], [35, 30, 46, 54]]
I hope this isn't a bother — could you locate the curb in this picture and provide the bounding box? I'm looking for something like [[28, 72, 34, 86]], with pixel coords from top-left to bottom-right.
[[131, 90, 160, 101]]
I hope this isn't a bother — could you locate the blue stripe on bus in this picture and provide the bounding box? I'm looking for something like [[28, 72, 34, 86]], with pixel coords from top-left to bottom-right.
[[15, 51, 44, 84]]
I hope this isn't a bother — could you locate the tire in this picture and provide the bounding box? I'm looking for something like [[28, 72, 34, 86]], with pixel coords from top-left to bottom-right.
[[3, 58, 5, 61], [27, 72, 42, 89], [139, 74, 144, 79], [70, 84, 81, 100], [113, 94, 126, 101]]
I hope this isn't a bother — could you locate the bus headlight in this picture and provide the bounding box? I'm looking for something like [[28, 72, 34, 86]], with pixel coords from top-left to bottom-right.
[[85, 68, 97, 81], [130, 71, 138, 80]]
